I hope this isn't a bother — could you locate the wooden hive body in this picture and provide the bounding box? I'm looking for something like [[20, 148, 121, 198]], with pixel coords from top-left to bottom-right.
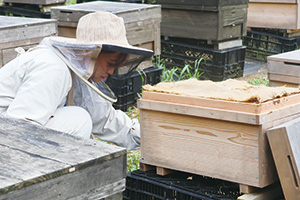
[[268, 49, 300, 87], [0, 16, 57, 68], [157, 0, 248, 43], [138, 91, 300, 188], [0, 116, 126, 200], [248, 0, 300, 29]]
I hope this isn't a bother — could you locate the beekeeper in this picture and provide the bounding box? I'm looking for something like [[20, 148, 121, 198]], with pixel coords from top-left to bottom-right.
[[0, 12, 153, 150]]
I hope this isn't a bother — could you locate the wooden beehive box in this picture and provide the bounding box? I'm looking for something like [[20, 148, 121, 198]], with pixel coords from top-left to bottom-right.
[[268, 50, 300, 87], [0, 116, 126, 199], [51, 1, 161, 73], [138, 90, 300, 188], [157, 0, 248, 43], [0, 16, 57, 68], [248, 0, 300, 30]]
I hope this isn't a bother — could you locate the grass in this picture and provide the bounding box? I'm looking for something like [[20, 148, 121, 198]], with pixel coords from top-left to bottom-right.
[[248, 77, 269, 86]]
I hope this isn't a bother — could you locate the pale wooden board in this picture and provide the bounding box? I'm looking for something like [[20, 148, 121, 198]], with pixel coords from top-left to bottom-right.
[[247, 2, 299, 29], [0, 116, 126, 199], [268, 73, 300, 83], [140, 109, 261, 187], [269, 80, 299, 87], [142, 91, 300, 116], [267, 60, 300, 77], [267, 49, 300, 63], [51, 1, 161, 24], [0, 16, 57, 44], [238, 183, 282, 200], [267, 118, 300, 200]]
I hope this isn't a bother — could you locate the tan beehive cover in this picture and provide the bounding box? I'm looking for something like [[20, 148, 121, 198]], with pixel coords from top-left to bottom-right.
[[143, 78, 300, 103]]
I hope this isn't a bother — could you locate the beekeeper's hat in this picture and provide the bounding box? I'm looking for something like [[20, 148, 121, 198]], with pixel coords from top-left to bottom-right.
[[48, 11, 153, 102]]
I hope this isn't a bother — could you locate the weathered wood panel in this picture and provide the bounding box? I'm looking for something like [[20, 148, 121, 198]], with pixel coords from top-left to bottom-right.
[[138, 91, 300, 187], [267, 49, 300, 85], [0, 116, 126, 199], [267, 118, 300, 200], [248, 2, 299, 29], [0, 16, 57, 68], [160, 4, 248, 42]]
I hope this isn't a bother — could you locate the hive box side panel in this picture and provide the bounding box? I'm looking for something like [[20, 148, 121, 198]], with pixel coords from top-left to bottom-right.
[[247, 2, 298, 29], [267, 118, 300, 200], [140, 109, 263, 187]]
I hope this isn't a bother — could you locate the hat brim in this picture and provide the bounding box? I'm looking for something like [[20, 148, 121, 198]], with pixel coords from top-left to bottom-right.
[[49, 36, 154, 57]]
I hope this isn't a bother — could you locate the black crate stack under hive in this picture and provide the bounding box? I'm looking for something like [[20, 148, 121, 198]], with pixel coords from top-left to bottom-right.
[[243, 28, 300, 62], [0, 0, 66, 18], [124, 170, 242, 200], [157, 0, 248, 81]]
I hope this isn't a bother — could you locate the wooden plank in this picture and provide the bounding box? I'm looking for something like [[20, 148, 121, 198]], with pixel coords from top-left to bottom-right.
[[267, 60, 300, 77], [267, 49, 300, 64], [138, 98, 262, 125], [237, 182, 282, 200], [51, 2, 161, 24], [0, 116, 126, 199], [240, 184, 259, 194], [247, 3, 299, 29], [268, 73, 300, 83], [267, 118, 300, 200], [0, 16, 57, 43], [269, 80, 299, 87], [142, 91, 300, 116], [216, 39, 243, 50], [140, 109, 262, 187], [156, 167, 173, 176]]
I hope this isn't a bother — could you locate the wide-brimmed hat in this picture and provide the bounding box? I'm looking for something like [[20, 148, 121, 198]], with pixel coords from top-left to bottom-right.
[[47, 11, 153, 103], [49, 11, 153, 57]]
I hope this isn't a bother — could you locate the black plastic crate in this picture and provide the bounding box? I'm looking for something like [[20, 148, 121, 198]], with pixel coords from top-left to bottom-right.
[[243, 30, 300, 62], [0, 3, 51, 18], [160, 39, 246, 81], [107, 66, 162, 111], [123, 170, 241, 200]]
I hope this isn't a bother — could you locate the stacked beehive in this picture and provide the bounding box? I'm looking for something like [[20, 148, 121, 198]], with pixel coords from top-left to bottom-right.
[[0, 16, 57, 68], [245, 0, 300, 62], [51, 1, 162, 111], [157, 0, 248, 81]]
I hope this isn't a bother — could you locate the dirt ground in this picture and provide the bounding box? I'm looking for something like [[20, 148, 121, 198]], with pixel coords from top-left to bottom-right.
[[237, 65, 268, 82]]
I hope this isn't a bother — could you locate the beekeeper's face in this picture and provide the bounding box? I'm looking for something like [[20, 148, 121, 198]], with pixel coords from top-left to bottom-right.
[[90, 51, 124, 82]]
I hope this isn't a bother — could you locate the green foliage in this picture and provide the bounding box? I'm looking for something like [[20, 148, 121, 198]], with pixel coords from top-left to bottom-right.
[[155, 56, 206, 82], [65, 0, 77, 5], [126, 149, 141, 172], [248, 77, 269, 86]]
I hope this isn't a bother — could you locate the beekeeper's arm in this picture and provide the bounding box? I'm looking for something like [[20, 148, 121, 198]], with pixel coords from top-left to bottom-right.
[[73, 76, 140, 150]]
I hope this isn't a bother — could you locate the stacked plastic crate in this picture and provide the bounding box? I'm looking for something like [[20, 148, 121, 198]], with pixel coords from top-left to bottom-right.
[[51, 1, 162, 111], [0, 0, 66, 18], [157, 0, 248, 81], [245, 0, 300, 61]]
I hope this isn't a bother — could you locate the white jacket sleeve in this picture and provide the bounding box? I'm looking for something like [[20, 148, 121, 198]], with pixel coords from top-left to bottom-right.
[[1, 48, 72, 126], [73, 76, 140, 150]]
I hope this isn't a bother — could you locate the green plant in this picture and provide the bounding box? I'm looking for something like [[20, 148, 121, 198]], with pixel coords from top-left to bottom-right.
[[65, 0, 77, 5], [156, 56, 206, 82], [126, 149, 141, 172], [248, 77, 269, 86]]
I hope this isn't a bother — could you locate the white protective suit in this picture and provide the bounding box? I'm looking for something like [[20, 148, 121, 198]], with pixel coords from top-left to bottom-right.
[[0, 38, 140, 150]]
